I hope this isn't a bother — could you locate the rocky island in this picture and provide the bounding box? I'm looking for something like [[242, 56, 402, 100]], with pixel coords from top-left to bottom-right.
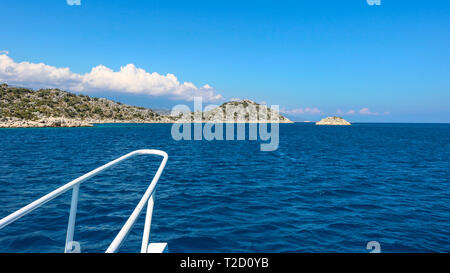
[[176, 99, 293, 123], [0, 84, 292, 128], [316, 116, 351, 126], [0, 83, 175, 128]]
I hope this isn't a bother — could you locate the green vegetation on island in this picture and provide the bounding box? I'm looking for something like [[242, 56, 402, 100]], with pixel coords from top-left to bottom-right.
[[0, 84, 292, 128], [0, 83, 170, 123]]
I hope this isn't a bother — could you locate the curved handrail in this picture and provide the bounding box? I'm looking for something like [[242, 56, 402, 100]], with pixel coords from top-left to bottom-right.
[[0, 149, 168, 253]]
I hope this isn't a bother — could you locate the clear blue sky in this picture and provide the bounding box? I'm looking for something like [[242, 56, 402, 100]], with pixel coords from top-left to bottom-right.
[[1, 0, 449, 122]]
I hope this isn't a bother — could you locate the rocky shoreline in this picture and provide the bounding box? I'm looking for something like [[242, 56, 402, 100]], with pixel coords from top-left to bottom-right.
[[0, 117, 181, 128], [0, 117, 93, 128], [0, 117, 293, 128]]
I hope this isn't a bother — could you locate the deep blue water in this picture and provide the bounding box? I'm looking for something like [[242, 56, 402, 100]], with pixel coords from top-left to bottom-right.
[[0, 123, 449, 253]]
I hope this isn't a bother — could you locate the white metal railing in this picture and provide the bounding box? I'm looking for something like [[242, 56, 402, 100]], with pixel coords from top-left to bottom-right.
[[0, 149, 168, 253]]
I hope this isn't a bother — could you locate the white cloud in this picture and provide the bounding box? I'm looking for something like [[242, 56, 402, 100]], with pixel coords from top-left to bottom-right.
[[336, 109, 356, 115], [0, 50, 8, 55], [335, 107, 390, 116], [281, 107, 322, 115], [336, 108, 389, 116], [358, 108, 379, 115], [0, 53, 222, 102]]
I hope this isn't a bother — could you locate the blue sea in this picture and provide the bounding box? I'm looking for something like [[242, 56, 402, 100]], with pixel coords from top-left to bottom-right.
[[0, 123, 449, 253]]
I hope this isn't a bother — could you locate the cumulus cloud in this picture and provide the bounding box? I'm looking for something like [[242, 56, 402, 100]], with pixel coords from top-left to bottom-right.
[[0, 53, 223, 102], [358, 108, 379, 115], [336, 109, 356, 115], [280, 107, 322, 115], [336, 108, 388, 116]]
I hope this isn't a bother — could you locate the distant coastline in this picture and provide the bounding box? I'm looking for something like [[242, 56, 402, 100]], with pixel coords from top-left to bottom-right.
[[0, 84, 293, 128]]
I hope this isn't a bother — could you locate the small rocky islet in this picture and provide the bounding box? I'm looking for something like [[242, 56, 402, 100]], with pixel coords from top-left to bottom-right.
[[316, 116, 351, 126]]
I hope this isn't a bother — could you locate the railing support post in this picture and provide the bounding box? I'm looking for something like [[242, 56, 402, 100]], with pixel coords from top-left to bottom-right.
[[65, 184, 80, 253], [141, 191, 155, 253]]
